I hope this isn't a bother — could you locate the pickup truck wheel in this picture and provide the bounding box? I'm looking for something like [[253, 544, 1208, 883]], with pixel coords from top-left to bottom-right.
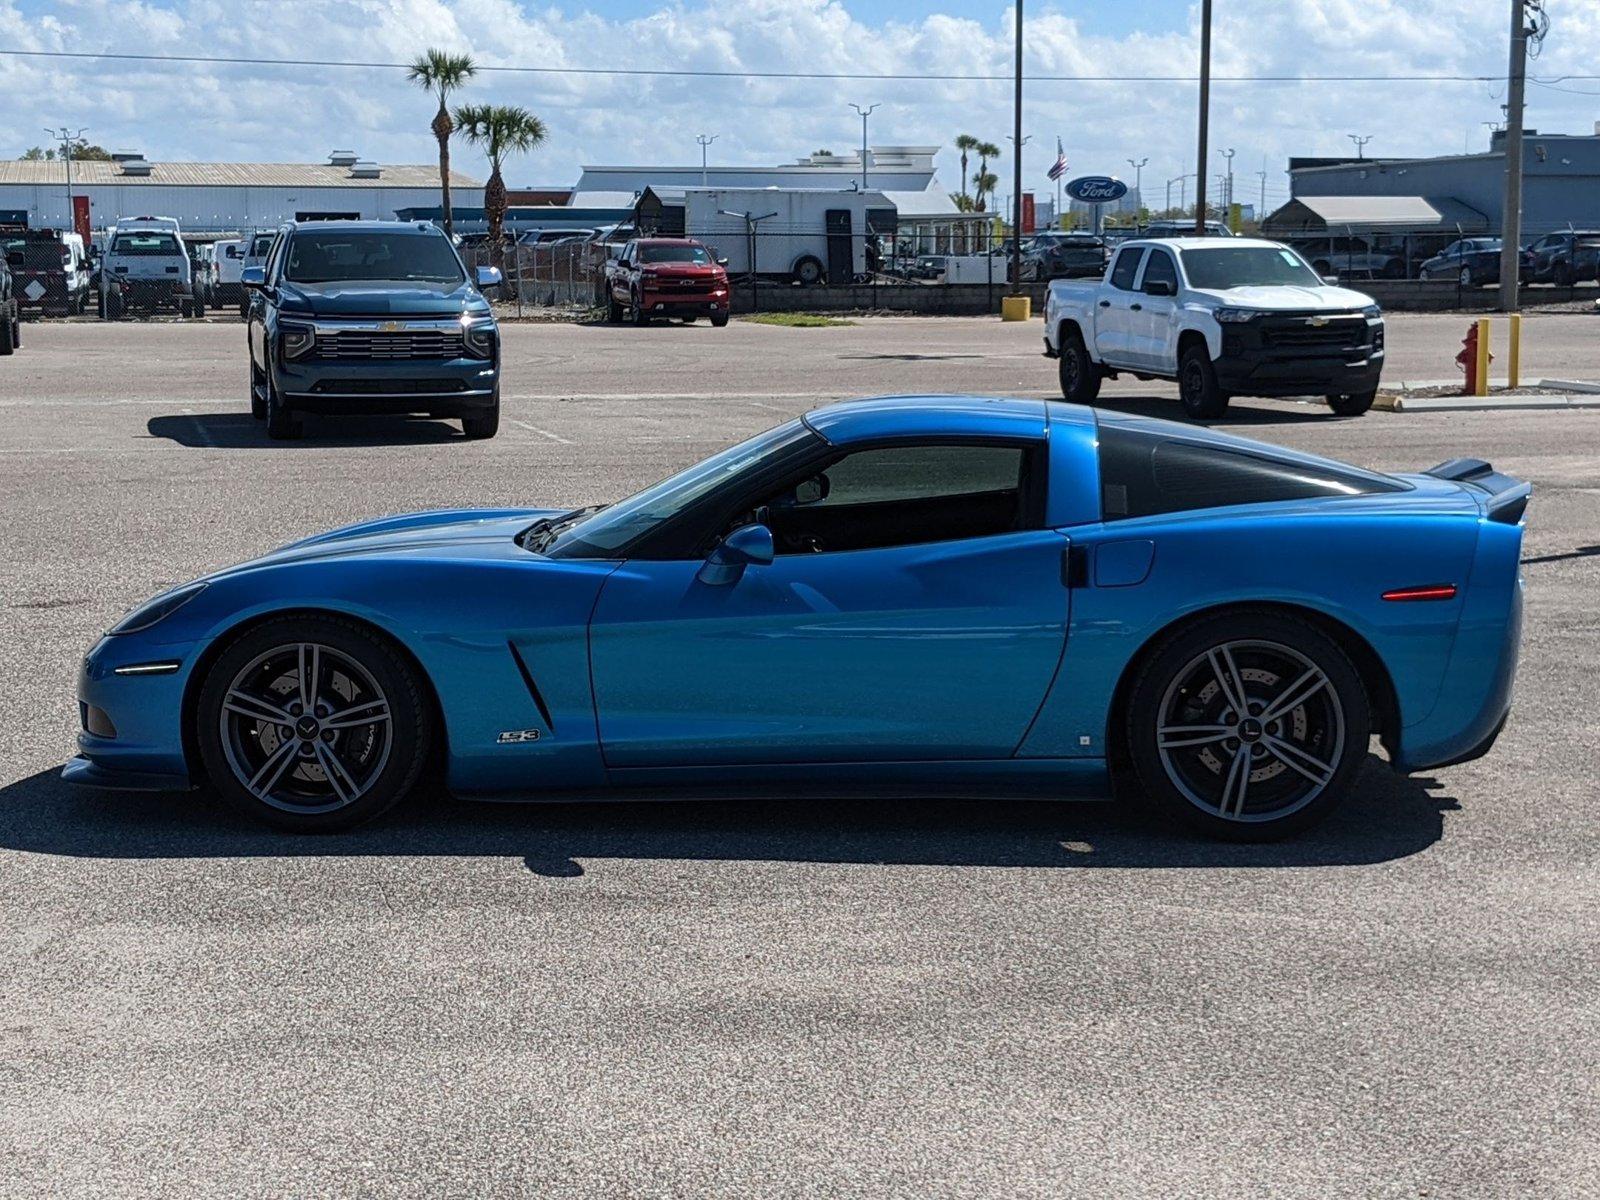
[[606, 293, 624, 323], [249, 361, 267, 420], [462, 390, 500, 440], [106, 291, 124, 321], [1326, 389, 1376, 417], [1057, 331, 1101, 404], [710, 313, 729, 328], [0, 316, 13, 357], [631, 289, 650, 326], [193, 290, 206, 319], [1178, 345, 1230, 419], [96, 291, 106, 319]]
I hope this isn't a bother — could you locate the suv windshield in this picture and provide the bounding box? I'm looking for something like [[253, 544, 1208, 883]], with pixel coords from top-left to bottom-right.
[[640, 244, 712, 265], [111, 233, 181, 256], [1181, 246, 1322, 289], [539, 421, 813, 557], [284, 231, 464, 284]]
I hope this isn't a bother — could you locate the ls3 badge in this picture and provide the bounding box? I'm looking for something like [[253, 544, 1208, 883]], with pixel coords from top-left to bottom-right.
[[496, 728, 542, 744]]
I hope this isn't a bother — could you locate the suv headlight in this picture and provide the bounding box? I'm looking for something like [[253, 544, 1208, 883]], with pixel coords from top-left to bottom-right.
[[1212, 307, 1260, 323], [108, 582, 206, 635], [279, 322, 315, 359], [462, 317, 497, 360]]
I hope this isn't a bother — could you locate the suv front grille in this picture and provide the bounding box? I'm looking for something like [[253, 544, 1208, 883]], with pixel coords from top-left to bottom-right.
[[1260, 316, 1367, 349], [312, 330, 466, 360]]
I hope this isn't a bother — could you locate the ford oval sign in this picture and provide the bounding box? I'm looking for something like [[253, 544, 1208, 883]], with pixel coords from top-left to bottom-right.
[[1065, 175, 1129, 204]]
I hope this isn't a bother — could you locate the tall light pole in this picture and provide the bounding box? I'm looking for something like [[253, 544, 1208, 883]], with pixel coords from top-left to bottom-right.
[[848, 103, 878, 189], [695, 134, 718, 188], [1256, 168, 1268, 219], [1009, 0, 1025, 294], [1126, 157, 1148, 213], [1348, 133, 1373, 160], [1218, 146, 1236, 221], [1193, 0, 1212, 234], [1500, 0, 1536, 312], [1167, 173, 1193, 216], [45, 125, 88, 231]]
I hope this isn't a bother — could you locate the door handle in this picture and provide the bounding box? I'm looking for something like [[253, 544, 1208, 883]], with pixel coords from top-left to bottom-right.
[[1098, 299, 1110, 308], [1130, 303, 1143, 311]]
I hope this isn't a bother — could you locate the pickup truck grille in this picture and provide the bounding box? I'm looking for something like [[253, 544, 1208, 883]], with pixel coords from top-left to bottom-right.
[[312, 330, 465, 360], [1259, 315, 1367, 349], [647, 277, 718, 294]]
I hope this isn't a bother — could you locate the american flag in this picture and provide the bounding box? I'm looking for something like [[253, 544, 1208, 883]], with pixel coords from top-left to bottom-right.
[[1047, 138, 1068, 181]]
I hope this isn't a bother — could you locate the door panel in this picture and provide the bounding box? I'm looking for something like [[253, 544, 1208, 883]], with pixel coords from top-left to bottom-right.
[[589, 531, 1070, 767]]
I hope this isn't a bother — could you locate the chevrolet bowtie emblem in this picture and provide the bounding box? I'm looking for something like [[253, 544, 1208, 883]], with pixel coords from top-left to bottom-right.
[[1307, 315, 1330, 327], [378, 320, 405, 332]]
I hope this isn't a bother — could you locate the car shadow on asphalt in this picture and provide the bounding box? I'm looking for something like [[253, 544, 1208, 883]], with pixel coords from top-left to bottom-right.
[[0, 758, 1454, 876], [1092, 394, 1342, 426], [146, 413, 468, 449]]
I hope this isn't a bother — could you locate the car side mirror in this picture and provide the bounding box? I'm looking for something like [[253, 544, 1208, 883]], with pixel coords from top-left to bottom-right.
[[1143, 278, 1176, 297], [240, 265, 267, 290], [476, 265, 503, 291], [1321, 275, 1339, 286], [716, 257, 729, 267], [697, 523, 774, 586]]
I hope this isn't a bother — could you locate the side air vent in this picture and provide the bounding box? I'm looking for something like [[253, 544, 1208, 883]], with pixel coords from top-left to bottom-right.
[[506, 642, 554, 731]]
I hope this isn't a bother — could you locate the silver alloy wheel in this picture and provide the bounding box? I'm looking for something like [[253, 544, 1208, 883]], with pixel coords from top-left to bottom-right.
[[218, 641, 393, 814], [1155, 638, 1345, 824]]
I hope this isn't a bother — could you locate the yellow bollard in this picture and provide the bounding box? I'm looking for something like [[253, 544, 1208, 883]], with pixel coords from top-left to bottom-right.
[[1475, 317, 1491, 397], [1001, 295, 1032, 322], [1507, 313, 1521, 390]]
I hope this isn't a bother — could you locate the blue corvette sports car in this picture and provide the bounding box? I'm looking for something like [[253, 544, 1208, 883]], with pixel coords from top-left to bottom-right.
[[67, 396, 1528, 840]]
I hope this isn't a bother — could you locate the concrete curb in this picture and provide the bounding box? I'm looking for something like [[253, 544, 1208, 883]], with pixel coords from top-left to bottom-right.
[[1376, 391, 1600, 413]]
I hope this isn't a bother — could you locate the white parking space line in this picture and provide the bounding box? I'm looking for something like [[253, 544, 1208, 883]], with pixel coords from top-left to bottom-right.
[[510, 419, 574, 444]]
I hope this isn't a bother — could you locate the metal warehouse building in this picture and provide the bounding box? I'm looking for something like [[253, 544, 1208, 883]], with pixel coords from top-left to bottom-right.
[[1268, 128, 1600, 240], [0, 151, 482, 234]]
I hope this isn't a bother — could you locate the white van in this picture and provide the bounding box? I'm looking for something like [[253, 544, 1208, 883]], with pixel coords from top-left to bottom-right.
[[101, 217, 204, 319], [212, 237, 245, 309]]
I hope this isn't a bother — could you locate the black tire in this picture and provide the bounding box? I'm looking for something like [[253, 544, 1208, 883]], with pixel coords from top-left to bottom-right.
[[193, 290, 206, 319], [1178, 343, 1229, 419], [195, 614, 432, 832], [1326, 389, 1376, 416], [607, 292, 624, 323], [462, 390, 500, 439], [97, 291, 106, 319], [249, 359, 267, 420], [1056, 326, 1101, 404], [107, 291, 124, 321], [0, 316, 13, 357], [1554, 262, 1574, 288], [11, 316, 20, 350], [263, 355, 302, 440], [1125, 609, 1371, 841], [631, 289, 649, 326], [1459, 266, 1474, 289], [710, 313, 729, 328], [793, 256, 824, 286]]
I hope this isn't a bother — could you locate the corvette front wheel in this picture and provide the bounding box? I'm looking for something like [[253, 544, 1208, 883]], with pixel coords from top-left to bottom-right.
[[1126, 611, 1370, 841], [196, 616, 432, 831]]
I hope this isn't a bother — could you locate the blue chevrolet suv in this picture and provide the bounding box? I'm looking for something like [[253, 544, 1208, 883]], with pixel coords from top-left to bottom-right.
[[243, 221, 503, 439]]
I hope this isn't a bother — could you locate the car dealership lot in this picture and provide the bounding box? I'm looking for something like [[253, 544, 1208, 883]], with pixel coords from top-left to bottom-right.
[[2, 316, 1598, 1197]]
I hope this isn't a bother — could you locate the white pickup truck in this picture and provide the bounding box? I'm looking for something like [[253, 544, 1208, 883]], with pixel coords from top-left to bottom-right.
[[1043, 237, 1385, 417]]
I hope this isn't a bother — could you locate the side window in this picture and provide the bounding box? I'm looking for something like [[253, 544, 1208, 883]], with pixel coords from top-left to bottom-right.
[[1097, 425, 1402, 520], [1109, 248, 1145, 291], [1140, 249, 1178, 292], [752, 443, 1035, 555]]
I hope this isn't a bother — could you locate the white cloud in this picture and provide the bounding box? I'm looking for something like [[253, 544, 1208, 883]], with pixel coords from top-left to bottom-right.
[[2, 0, 1596, 212]]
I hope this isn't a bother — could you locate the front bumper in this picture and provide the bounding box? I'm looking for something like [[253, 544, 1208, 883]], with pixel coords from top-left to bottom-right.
[[107, 279, 192, 310], [66, 636, 199, 790], [1215, 316, 1385, 397], [275, 356, 500, 414], [639, 288, 728, 316]]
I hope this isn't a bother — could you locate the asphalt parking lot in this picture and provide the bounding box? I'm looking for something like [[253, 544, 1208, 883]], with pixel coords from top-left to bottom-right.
[[2, 313, 1598, 1198]]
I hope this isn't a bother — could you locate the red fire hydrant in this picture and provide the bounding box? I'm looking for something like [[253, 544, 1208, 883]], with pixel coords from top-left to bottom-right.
[[1456, 323, 1492, 395]]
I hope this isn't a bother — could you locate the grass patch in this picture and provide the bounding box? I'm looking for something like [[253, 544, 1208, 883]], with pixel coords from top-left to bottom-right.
[[742, 312, 857, 328]]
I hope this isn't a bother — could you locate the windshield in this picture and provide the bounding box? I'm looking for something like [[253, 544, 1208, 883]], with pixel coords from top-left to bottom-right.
[[284, 231, 464, 284], [542, 420, 812, 557], [111, 233, 181, 257], [640, 244, 712, 265], [1181, 246, 1322, 289], [250, 235, 275, 256]]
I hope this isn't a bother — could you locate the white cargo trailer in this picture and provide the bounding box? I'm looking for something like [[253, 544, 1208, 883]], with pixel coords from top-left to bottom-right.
[[683, 187, 896, 285]]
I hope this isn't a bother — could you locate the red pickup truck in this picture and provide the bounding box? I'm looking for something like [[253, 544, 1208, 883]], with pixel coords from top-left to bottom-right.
[[607, 238, 731, 327]]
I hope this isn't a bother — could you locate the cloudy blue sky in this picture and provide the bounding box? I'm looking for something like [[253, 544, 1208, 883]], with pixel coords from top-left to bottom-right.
[[4, 0, 1598, 211]]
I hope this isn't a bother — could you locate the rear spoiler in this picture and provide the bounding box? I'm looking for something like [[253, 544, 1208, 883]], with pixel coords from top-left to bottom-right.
[[1425, 458, 1531, 525]]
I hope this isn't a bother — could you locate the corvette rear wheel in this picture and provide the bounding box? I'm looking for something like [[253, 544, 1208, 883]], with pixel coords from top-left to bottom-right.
[[1127, 611, 1370, 840], [197, 616, 431, 831]]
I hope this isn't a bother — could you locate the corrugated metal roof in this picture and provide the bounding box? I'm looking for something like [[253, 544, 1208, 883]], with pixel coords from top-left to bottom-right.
[[1262, 194, 1490, 233], [0, 161, 481, 188]]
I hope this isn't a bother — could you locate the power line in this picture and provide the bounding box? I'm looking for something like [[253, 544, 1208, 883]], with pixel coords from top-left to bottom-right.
[[2, 48, 1593, 85]]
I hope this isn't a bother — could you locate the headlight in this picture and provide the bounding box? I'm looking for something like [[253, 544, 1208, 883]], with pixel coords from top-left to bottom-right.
[[462, 318, 497, 359], [1361, 304, 1382, 319], [1212, 307, 1260, 323], [108, 582, 206, 635], [279, 322, 314, 359]]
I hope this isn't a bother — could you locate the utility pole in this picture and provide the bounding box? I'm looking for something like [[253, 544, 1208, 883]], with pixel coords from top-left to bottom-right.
[[848, 103, 878, 189], [1499, 0, 1534, 311], [1126, 157, 1148, 212], [1009, 0, 1025, 296], [1348, 133, 1373, 160], [1256, 169, 1268, 219], [1218, 146, 1235, 223], [45, 125, 88, 231], [1193, 0, 1212, 234], [695, 134, 717, 188]]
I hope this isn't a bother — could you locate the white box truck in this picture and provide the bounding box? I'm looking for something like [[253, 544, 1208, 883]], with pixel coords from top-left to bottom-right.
[[683, 187, 895, 285]]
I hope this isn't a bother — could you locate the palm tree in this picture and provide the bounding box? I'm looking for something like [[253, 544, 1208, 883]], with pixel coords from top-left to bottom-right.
[[453, 104, 549, 269], [975, 141, 1001, 211], [954, 134, 979, 205], [973, 170, 999, 213], [407, 49, 477, 238]]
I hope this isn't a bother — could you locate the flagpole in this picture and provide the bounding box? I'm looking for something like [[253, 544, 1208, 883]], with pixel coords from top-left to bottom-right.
[[1055, 136, 1061, 229]]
